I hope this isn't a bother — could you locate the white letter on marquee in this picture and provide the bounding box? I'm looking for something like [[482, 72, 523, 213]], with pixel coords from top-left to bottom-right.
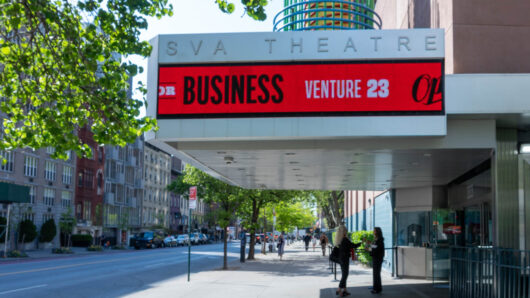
[[191, 40, 203, 55], [370, 36, 382, 52]]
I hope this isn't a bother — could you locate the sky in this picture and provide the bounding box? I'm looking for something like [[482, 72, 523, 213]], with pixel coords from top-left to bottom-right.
[[130, 0, 285, 115]]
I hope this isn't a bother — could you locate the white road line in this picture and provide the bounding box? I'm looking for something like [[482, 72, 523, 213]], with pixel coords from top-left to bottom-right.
[[0, 284, 47, 295], [144, 262, 167, 269]]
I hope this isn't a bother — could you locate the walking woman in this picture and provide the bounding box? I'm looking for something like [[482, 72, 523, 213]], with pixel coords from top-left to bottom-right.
[[335, 225, 361, 297], [369, 227, 385, 294]]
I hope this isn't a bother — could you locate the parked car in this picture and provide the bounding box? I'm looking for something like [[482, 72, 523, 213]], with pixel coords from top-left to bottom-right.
[[134, 231, 164, 249], [190, 233, 200, 245], [164, 236, 177, 247], [176, 234, 189, 246], [199, 233, 208, 244]]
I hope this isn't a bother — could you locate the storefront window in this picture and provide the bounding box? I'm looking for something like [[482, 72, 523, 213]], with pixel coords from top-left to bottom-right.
[[396, 211, 431, 247]]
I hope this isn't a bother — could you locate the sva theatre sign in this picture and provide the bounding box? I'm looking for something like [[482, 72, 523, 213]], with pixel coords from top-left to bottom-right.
[[153, 29, 444, 119]]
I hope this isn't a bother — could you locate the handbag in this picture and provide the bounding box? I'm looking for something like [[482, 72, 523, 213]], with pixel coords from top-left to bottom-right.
[[351, 248, 357, 261], [329, 246, 340, 263]]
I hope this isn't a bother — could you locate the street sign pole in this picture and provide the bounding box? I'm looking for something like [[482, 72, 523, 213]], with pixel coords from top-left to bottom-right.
[[188, 186, 197, 282], [187, 206, 191, 282]]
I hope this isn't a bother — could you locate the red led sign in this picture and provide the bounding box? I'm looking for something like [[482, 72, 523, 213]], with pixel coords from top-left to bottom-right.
[[157, 60, 443, 118]]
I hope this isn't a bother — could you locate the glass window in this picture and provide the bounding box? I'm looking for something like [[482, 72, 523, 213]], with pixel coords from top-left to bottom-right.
[[62, 166, 72, 184], [29, 186, 36, 204], [61, 191, 71, 208], [0, 150, 14, 172], [396, 211, 431, 247], [44, 188, 55, 206], [24, 155, 37, 177], [45, 161, 56, 181]]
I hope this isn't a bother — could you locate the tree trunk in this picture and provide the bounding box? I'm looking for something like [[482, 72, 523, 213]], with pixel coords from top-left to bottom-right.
[[223, 226, 228, 270], [322, 204, 336, 229], [247, 198, 260, 260], [330, 191, 344, 227]]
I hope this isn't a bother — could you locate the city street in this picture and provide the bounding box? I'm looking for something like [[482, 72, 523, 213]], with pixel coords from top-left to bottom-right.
[[0, 242, 252, 297]]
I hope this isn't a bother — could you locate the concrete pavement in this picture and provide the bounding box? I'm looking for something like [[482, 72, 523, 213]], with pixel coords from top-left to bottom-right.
[[126, 242, 449, 298]]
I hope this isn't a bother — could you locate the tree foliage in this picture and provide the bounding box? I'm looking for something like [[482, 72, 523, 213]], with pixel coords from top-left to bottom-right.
[[0, 0, 269, 158], [311, 191, 344, 229], [39, 218, 57, 243], [168, 165, 246, 269], [0, 0, 174, 157], [266, 201, 315, 233], [18, 219, 37, 243], [59, 207, 76, 247]]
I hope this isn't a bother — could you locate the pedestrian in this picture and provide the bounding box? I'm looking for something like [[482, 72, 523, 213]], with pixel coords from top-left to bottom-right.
[[277, 232, 286, 261], [335, 224, 361, 297], [369, 227, 385, 294], [303, 233, 311, 251], [320, 233, 329, 256], [312, 234, 317, 251]]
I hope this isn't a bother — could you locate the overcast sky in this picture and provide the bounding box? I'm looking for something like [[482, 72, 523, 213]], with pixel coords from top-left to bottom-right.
[[130, 1, 285, 116]]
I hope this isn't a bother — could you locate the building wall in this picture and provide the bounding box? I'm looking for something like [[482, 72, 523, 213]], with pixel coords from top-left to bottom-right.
[[103, 137, 144, 243], [0, 146, 76, 248], [375, 0, 530, 74], [344, 190, 393, 273], [74, 127, 104, 238], [141, 143, 171, 230]]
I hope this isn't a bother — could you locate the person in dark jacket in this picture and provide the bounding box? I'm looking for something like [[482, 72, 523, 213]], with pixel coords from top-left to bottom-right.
[[303, 234, 311, 251], [334, 225, 361, 297], [369, 227, 385, 294]]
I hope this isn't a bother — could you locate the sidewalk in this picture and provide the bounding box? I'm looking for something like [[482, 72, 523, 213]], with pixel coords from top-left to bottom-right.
[[124, 242, 449, 298]]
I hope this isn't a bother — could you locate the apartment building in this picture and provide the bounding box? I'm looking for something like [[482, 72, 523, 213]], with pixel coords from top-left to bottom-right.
[[103, 137, 144, 245], [0, 146, 76, 249], [141, 142, 171, 230], [169, 156, 183, 233], [74, 126, 105, 240]]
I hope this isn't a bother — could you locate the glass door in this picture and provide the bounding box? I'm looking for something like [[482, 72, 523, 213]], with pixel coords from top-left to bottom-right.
[[432, 209, 457, 286]]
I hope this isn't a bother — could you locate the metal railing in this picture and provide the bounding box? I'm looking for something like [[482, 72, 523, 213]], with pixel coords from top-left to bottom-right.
[[273, 0, 381, 32], [451, 247, 530, 298]]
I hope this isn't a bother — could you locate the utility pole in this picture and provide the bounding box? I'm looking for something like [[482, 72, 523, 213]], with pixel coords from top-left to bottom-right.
[[188, 186, 197, 282]]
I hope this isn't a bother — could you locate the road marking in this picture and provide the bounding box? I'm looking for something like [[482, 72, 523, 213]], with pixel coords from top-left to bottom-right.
[[144, 262, 167, 269], [0, 255, 145, 277], [0, 284, 47, 295]]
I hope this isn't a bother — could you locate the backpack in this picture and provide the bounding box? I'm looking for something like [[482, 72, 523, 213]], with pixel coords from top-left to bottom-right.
[[329, 246, 340, 263]]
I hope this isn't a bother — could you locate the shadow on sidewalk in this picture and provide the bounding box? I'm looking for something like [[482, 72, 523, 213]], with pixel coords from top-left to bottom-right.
[[319, 283, 449, 298]]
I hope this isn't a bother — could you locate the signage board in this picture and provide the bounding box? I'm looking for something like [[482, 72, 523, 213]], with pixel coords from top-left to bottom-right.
[[189, 186, 197, 210], [157, 60, 443, 118]]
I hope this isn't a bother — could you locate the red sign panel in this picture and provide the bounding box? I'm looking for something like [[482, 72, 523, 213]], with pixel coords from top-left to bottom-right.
[[157, 60, 443, 118]]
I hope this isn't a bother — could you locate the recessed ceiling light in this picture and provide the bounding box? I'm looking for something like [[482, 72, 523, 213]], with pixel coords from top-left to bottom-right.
[[217, 151, 227, 154], [285, 152, 296, 156], [237, 168, 245, 171], [289, 161, 299, 164], [295, 174, 302, 177], [410, 162, 420, 166], [424, 153, 432, 157], [297, 179, 304, 182], [350, 161, 358, 164], [292, 168, 301, 171], [347, 168, 354, 171], [354, 153, 362, 156]]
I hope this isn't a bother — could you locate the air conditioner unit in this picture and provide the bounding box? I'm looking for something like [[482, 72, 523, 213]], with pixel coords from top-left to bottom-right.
[[65, 185, 69, 189], [29, 178, 33, 182], [48, 181, 53, 186]]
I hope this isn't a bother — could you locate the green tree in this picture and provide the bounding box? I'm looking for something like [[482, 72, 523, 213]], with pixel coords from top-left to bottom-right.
[[39, 218, 57, 243], [168, 165, 245, 270], [0, 1, 268, 158], [270, 201, 316, 233], [18, 219, 37, 243], [238, 190, 305, 260], [311, 191, 344, 229], [59, 207, 76, 247]]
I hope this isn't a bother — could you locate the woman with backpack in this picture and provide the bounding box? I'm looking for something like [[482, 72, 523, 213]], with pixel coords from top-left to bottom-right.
[[334, 225, 361, 297]]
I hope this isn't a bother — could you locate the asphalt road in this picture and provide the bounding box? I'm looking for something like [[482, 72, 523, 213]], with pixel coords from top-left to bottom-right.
[[0, 241, 257, 297]]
